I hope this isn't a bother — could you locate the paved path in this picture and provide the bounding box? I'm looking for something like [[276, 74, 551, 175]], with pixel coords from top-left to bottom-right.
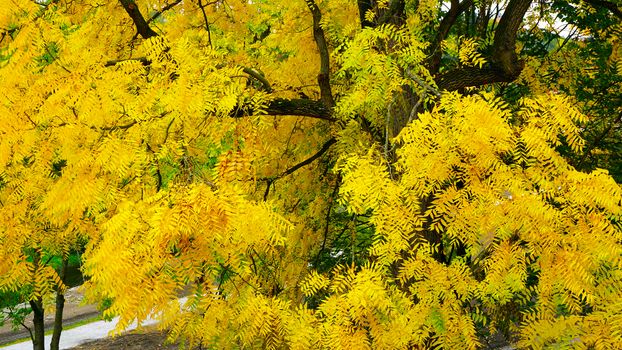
[[0, 316, 159, 350], [1, 297, 188, 350], [0, 287, 98, 347]]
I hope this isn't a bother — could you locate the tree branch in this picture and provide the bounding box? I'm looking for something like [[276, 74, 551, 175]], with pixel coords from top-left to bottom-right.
[[265, 99, 334, 121], [242, 67, 273, 93], [357, 0, 374, 28], [577, 112, 622, 168], [435, 65, 519, 91], [104, 56, 333, 120], [262, 137, 336, 200], [429, 0, 474, 74], [197, 0, 214, 48], [147, 0, 183, 23], [491, 0, 532, 77], [305, 0, 335, 108], [434, 0, 532, 91], [20, 318, 34, 343], [582, 0, 622, 19], [104, 57, 333, 121], [405, 69, 442, 98], [119, 0, 158, 39], [105, 57, 274, 94], [232, 98, 335, 121], [377, 0, 406, 26], [278, 137, 336, 178], [314, 177, 341, 266], [104, 56, 150, 67], [356, 0, 406, 28]]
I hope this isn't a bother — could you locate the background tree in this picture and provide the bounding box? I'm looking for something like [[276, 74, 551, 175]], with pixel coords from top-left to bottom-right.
[[1, 0, 621, 349]]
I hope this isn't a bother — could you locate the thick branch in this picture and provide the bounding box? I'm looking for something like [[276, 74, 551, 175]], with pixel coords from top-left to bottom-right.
[[491, 0, 532, 77], [306, 0, 335, 108], [119, 0, 158, 39], [233, 98, 335, 122], [435, 65, 518, 91], [265, 99, 334, 121], [429, 0, 474, 74], [435, 0, 532, 91]]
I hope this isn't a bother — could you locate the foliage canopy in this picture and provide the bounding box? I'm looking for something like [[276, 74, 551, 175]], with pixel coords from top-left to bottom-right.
[[1, 0, 622, 349]]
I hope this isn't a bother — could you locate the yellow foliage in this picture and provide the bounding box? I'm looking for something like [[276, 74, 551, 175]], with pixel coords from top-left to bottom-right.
[[1, 1, 622, 349]]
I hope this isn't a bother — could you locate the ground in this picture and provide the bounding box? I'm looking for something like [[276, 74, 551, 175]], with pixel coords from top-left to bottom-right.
[[0, 287, 98, 346], [69, 329, 179, 350]]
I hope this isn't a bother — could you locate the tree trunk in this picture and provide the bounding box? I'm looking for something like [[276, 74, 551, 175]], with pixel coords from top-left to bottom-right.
[[30, 250, 45, 350], [29, 297, 45, 350], [50, 256, 68, 350]]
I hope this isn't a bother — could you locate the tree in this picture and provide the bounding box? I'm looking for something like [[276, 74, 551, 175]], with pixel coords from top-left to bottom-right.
[[0, 63, 95, 350], [1, 0, 621, 349]]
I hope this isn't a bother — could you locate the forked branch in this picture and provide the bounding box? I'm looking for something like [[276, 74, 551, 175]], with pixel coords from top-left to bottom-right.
[[118, 0, 158, 38], [434, 0, 532, 91]]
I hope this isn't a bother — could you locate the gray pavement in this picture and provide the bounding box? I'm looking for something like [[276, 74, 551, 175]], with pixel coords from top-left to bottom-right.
[[0, 316, 158, 350]]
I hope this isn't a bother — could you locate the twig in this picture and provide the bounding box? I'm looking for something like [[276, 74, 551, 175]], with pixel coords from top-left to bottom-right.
[[148, 0, 183, 23], [277, 137, 336, 179], [217, 262, 258, 292], [408, 90, 426, 124], [20, 319, 34, 342], [197, 0, 213, 48], [162, 116, 176, 144], [261, 138, 336, 199], [405, 69, 442, 98], [314, 178, 341, 265], [263, 179, 273, 201]]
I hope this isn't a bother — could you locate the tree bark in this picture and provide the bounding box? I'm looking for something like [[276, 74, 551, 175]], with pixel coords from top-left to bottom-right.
[[429, 0, 474, 75], [231, 98, 335, 121], [29, 298, 45, 350], [306, 0, 335, 108], [50, 257, 68, 350], [119, 0, 158, 39], [491, 0, 531, 77], [30, 249, 44, 350], [434, 0, 532, 91]]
